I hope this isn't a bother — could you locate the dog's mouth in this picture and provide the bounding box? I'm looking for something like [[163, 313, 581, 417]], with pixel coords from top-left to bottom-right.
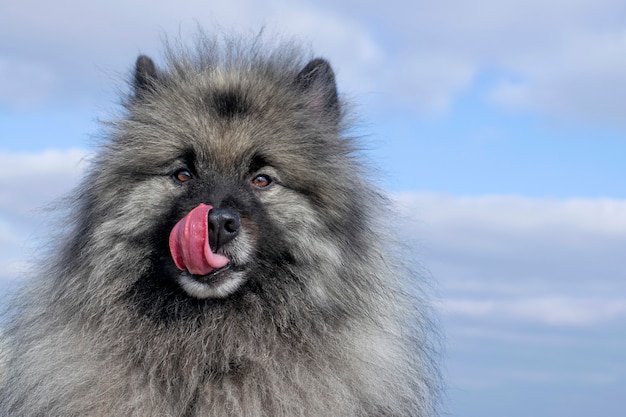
[[184, 262, 248, 284], [186, 264, 230, 283], [176, 263, 247, 299]]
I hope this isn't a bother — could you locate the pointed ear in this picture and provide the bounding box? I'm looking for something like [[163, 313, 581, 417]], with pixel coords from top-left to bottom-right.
[[134, 55, 158, 98], [295, 58, 339, 119]]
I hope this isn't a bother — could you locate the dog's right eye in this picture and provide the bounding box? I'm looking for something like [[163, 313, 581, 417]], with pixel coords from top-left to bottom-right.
[[173, 169, 193, 183], [251, 173, 273, 188]]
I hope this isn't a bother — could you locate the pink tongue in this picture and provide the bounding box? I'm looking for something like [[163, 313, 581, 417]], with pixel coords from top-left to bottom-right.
[[169, 204, 230, 275]]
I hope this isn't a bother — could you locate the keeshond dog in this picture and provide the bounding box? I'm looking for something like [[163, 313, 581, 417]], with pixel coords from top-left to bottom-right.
[[0, 33, 438, 416]]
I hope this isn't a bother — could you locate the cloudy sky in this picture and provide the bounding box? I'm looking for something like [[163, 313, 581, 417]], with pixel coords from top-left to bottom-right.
[[1, 1, 626, 416]]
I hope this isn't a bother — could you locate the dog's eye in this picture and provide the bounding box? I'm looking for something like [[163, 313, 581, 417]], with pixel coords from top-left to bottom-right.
[[174, 169, 193, 183], [251, 174, 272, 188]]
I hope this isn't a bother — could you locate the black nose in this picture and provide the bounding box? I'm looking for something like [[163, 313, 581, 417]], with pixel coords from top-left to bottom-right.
[[208, 207, 241, 252]]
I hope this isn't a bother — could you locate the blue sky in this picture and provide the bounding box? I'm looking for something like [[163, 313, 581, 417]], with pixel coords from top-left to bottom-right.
[[1, 1, 626, 416]]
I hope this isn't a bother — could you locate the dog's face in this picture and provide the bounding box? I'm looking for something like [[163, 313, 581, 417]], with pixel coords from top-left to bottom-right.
[[92, 55, 367, 302]]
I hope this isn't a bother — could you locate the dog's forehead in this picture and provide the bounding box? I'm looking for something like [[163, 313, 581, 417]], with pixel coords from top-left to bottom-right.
[[187, 87, 295, 170], [195, 126, 260, 171]]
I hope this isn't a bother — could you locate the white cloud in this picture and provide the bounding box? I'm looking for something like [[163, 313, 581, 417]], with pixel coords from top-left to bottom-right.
[[396, 192, 626, 249], [395, 192, 626, 327], [387, 54, 476, 113], [0, 149, 90, 219], [488, 29, 626, 125], [443, 296, 626, 326], [0, 148, 89, 179], [0, 150, 90, 280], [0, 149, 89, 284]]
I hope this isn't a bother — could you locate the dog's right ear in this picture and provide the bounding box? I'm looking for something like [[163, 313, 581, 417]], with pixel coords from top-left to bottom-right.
[[134, 55, 158, 98], [295, 58, 339, 122]]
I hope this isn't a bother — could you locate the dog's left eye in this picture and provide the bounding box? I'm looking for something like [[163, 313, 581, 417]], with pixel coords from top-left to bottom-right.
[[174, 169, 193, 183], [251, 174, 272, 188]]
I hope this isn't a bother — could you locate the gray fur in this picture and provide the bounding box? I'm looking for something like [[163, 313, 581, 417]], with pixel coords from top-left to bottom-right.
[[0, 33, 439, 416]]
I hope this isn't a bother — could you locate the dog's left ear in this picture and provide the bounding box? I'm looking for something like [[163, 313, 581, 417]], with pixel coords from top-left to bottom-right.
[[295, 58, 339, 120], [133, 55, 158, 98]]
